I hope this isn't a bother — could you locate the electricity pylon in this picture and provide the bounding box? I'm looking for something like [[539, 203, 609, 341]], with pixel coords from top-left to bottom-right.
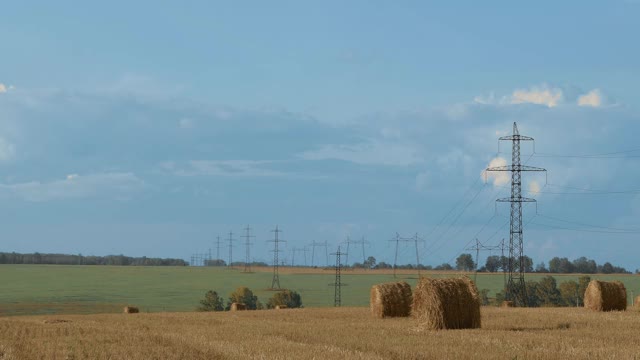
[[486, 122, 546, 306], [268, 225, 285, 289]]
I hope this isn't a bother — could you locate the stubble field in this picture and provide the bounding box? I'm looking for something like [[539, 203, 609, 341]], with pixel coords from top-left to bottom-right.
[[1, 306, 640, 359]]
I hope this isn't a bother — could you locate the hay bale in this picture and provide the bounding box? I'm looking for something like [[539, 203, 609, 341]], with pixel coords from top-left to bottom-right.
[[370, 281, 412, 318], [412, 277, 481, 330], [584, 280, 627, 312], [501, 301, 514, 308], [230, 302, 246, 311], [275, 305, 288, 310], [124, 306, 139, 314]]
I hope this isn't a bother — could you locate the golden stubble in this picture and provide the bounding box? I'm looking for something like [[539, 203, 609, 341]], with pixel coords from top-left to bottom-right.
[[0, 307, 639, 359]]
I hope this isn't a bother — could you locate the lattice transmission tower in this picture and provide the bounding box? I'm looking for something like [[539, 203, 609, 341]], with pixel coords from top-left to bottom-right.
[[243, 225, 255, 273], [486, 122, 546, 306], [268, 225, 285, 289], [329, 246, 347, 307]]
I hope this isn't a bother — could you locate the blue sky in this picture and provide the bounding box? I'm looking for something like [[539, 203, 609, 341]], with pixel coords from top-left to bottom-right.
[[1, 1, 639, 269]]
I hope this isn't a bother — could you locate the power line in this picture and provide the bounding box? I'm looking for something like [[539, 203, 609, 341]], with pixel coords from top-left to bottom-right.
[[533, 147, 640, 159], [536, 214, 640, 232]]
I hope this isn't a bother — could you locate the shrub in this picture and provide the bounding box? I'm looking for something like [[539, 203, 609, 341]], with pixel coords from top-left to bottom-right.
[[267, 289, 303, 309], [198, 290, 225, 311], [227, 286, 260, 310]]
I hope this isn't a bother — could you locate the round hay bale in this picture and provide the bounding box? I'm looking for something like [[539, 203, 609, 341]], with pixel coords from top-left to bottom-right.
[[275, 305, 288, 310], [501, 301, 514, 308], [370, 281, 412, 319], [412, 277, 481, 330], [124, 306, 139, 314], [584, 280, 627, 312], [634, 295, 640, 307], [230, 302, 246, 311]]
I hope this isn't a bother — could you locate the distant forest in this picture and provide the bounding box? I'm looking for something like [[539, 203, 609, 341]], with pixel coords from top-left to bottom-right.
[[0, 252, 187, 266]]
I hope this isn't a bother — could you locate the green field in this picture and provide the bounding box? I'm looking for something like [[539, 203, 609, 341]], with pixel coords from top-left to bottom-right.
[[1, 265, 639, 316]]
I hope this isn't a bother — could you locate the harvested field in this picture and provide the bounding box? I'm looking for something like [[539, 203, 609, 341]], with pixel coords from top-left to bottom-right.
[[1, 307, 640, 359]]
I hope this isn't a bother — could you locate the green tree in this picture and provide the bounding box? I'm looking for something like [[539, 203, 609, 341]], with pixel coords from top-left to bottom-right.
[[266, 289, 303, 309], [485, 256, 501, 273], [227, 286, 260, 310], [198, 290, 225, 311], [536, 276, 562, 306], [363, 256, 377, 269], [479, 289, 491, 306], [455, 253, 475, 272], [559, 280, 580, 307]]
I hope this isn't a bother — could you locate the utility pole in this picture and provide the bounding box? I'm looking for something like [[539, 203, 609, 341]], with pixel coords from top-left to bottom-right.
[[390, 233, 421, 278], [343, 236, 352, 266], [268, 225, 286, 289], [215, 235, 222, 264], [227, 231, 235, 268], [290, 247, 307, 267], [309, 241, 326, 267], [243, 225, 255, 273], [486, 122, 546, 307], [466, 239, 483, 284], [329, 246, 347, 307]]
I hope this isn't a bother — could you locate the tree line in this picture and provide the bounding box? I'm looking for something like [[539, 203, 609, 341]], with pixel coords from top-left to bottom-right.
[[454, 254, 631, 274], [480, 275, 593, 307], [198, 287, 302, 311], [0, 252, 187, 266]]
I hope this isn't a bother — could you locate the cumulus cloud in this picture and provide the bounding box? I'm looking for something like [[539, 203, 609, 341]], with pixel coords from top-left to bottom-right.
[[510, 85, 563, 107], [179, 118, 195, 129], [577, 89, 603, 107], [299, 141, 422, 166], [0, 84, 6, 93], [529, 180, 541, 195], [0, 173, 144, 202], [484, 157, 510, 186]]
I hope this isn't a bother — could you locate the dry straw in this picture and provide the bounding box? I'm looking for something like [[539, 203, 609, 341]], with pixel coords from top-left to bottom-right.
[[230, 303, 246, 311], [584, 280, 627, 312], [501, 301, 514, 308], [370, 281, 412, 318], [412, 277, 481, 330], [124, 306, 139, 314], [634, 295, 640, 307], [275, 305, 288, 310]]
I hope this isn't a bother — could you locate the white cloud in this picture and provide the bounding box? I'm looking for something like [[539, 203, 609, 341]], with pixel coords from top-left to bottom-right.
[[0, 84, 6, 93], [474, 85, 565, 107], [163, 160, 286, 177], [529, 180, 541, 195], [0, 138, 16, 162], [299, 141, 422, 166], [484, 157, 510, 186], [510, 85, 563, 107], [577, 89, 603, 107], [0, 172, 144, 202]]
